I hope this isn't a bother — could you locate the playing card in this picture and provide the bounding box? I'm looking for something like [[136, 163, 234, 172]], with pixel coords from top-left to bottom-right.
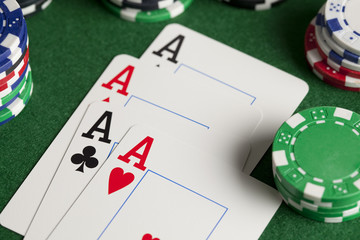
[[24, 99, 253, 240], [48, 125, 281, 240], [1, 54, 262, 236], [140, 23, 309, 174]]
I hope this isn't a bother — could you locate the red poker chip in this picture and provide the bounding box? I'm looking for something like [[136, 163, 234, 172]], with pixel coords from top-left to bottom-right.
[[0, 47, 29, 94], [305, 19, 360, 89], [316, 39, 360, 82], [307, 60, 360, 92], [323, 77, 360, 92], [315, 47, 360, 88]]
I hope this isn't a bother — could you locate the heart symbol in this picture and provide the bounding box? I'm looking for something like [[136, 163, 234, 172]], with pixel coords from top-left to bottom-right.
[[142, 233, 159, 240], [108, 168, 135, 195]]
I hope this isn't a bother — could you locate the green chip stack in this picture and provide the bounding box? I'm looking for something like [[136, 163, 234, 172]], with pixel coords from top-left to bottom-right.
[[101, 0, 194, 23], [272, 106, 360, 223]]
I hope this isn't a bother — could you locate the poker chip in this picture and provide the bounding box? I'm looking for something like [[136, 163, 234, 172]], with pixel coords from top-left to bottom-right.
[[275, 176, 360, 215], [0, 46, 29, 97], [0, 0, 33, 127], [283, 199, 360, 223], [305, 19, 360, 89], [272, 106, 360, 222], [17, 0, 52, 17], [317, 42, 360, 79], [0, 68, 32, 126], [220, 0, 286, 11], [0, 31, 28, 75], [113, 0, 175, 11], [316, 6, 360, 73], [322, 76, 360, 92], [0, 63, 29, 109], [310, 63, 360, 92], [322, 22, 360, 65], [277, 177, 360, 223], [324, 0, 360, 56], [101, 0, 193, 22], [314, 46, 360, 90], [1, 41, 28, 79], [17, 0, 42, 7], [0, 0, 25, 63], [311, 7, 360, 79]]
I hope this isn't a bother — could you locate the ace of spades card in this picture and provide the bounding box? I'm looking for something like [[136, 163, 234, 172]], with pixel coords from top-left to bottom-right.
[[140, 24, 309, 174]]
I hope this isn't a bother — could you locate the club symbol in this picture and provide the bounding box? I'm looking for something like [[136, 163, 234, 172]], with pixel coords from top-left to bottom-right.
[[71, 146, 99, 173]]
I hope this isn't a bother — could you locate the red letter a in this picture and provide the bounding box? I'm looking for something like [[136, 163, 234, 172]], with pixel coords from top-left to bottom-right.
[[118, 136, 154, 171], [101, 65, 134, 96]]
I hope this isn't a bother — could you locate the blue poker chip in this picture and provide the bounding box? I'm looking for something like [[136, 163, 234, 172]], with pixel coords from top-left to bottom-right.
[[0, 22, 28, 75], [0, 37, 28, 81], [0, 48, 28, 98], [0, 0, 25, 64]]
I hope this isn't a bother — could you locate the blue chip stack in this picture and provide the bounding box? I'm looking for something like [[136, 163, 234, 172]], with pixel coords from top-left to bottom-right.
[[0, 0, 33, 127]]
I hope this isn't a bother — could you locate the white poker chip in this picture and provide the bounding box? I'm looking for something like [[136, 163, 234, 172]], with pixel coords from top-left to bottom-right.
[[325, 0, 360, 55], [316, 5, 360, 72]]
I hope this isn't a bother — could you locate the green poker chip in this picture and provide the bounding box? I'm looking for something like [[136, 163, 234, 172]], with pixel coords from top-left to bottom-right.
[[280, 192, 360, 223], [0, 69, 32, 125], [272, 106, 360, 207], [101, 0, 193, 23], [275, 174, 360, 216], [0, 65, 28, 107]]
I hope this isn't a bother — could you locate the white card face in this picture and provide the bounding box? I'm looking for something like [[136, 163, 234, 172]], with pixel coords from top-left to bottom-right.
[[100, 172, 226, 239], [0, 54, 262, 236], [140, 23, 309, 174], [24, 100, 252, 240], [48, 125, 281, 240]]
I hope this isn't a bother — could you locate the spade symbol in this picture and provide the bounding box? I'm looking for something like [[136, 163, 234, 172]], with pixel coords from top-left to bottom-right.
[[71, 146, 99, 173]]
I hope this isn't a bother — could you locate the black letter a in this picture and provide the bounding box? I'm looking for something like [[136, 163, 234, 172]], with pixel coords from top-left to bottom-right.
[[81, 111, 112, 144], [152, 35, 184, 64]]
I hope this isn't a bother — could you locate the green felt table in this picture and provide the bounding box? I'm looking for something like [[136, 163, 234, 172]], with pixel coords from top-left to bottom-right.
[[1, 0, 360, 239]]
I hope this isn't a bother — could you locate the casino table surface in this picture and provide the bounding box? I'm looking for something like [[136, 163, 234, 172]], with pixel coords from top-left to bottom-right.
[[1, 0, 359, 239]]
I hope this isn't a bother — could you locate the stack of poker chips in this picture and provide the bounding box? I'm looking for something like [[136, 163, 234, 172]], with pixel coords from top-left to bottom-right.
[[272, 106, 360, 223], [0, 0, 32, 127], [305, 1, 360, 92], [17, 0, 52, 17], [220, 0, 286, 11], [101, 0, 194, 23]]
